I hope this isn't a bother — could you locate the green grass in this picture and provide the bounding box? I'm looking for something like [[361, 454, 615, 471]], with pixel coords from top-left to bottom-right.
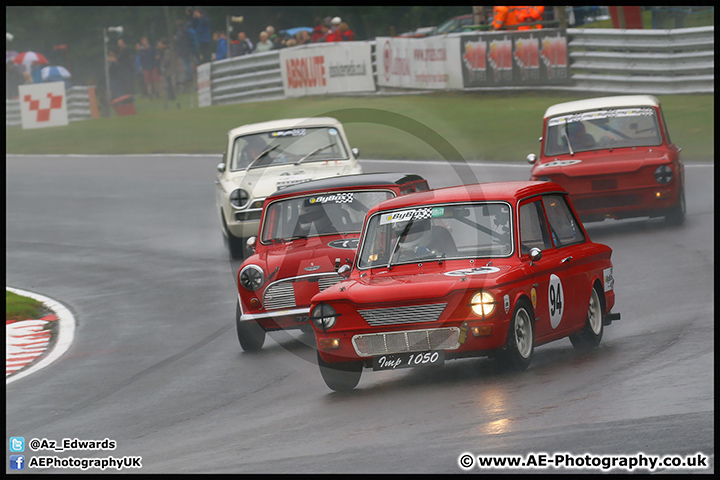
[[6, 91, 714, 162], [6, 291, 46, 321]]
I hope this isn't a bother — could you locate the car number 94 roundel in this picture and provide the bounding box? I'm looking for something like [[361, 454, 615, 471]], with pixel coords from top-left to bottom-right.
[[373, 351, 445, 371]]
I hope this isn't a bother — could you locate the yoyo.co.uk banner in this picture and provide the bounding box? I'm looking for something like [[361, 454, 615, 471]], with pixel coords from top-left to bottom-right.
[[280, 43, 375, 97], [376, 36, 464, 90]]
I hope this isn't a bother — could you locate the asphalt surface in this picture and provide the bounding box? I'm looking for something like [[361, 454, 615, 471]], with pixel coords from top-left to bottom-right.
[[6, 154, 714, 473]]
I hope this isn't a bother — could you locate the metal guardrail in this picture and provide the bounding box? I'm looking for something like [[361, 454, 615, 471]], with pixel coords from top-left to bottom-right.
[[566, 26, 714, 94], [6, 85, 95, 127]]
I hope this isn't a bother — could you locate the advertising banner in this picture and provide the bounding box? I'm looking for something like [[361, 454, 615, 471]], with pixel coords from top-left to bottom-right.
[[18, 82, 68, 129], [376, 36, 463, 90], [460, 28, 569, 88], [280, 43, 375, 97], [197, 63, 212, 107]]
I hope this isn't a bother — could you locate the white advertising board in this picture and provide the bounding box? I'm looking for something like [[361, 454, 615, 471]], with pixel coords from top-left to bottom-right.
[[18, 82, 69, 129], [280, 43, 375, 97], [377, 36, 463, 90], [197, 63, 212, 107]]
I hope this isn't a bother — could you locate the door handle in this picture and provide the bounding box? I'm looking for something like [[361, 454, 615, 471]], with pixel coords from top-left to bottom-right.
[[561, 256, 573, 264]]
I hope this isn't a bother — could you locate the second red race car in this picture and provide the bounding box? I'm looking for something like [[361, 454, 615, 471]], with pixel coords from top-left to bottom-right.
[[235, 173, 430, 351]]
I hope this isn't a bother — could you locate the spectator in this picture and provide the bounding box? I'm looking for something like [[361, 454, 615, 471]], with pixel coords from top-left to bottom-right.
[[295, 30, 311, 46], [6, 60, 25, 99], [137, 36, 160, 99], [231, 31, 253, 57], [173, 19, 198, 88], [492, 6, 544, 30], [266, 25, 281, 49], [311, 17, 327, 42], [213, 31, 228, 60], [285, 38, 297, 48], [338, 22, 354, 41], [156, 38, 180, 109], [106, 50, 124, 100], [115, 37, 136, 96], [192, 8, 212, 63], [255, 31, 273, 53]]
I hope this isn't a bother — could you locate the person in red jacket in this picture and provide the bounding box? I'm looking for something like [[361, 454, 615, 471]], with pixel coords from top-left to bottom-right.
[[338, 22, 354, 41], [493, 6, 544, 30]]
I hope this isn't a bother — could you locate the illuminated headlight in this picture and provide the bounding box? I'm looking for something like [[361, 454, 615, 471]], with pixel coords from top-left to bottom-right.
[[654, 165, 673, 185], [230, 189, 250, 208], [239, 265, 264, 291], [470, 291, 496, 317], [310, 303, 339, 331]]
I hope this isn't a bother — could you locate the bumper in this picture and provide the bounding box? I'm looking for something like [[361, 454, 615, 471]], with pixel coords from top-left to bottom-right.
[[226, 212, 262, 238], [571, 184, 679, 220]]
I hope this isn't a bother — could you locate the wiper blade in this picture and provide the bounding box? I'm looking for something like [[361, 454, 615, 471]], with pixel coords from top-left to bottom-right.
[[246, 144, 279, 170], [562, 120, 575, 156], [387, 217, 414, 270], [296, 143, 334, 165]]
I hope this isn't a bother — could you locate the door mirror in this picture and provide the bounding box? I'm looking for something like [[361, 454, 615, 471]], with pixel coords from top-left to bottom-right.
[[351, 147, 360, 159], [217, 162, 226, 173], [337, 264, 352, 278], [529, 247, 542, 265], [526, 153, 537, 164], [246, 236, 256, 253]]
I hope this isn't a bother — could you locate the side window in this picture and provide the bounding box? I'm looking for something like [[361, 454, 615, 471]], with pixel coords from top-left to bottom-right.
[[542, 194, 585, 247], [519, 200, 552, 254]]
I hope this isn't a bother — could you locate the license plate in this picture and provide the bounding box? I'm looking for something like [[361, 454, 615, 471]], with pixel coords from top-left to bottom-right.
[[372, 350, 444, 371]]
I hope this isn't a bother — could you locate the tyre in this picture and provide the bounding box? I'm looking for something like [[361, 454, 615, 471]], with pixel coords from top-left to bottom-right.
[[317, 351, 362, 392], [221, 211, 247, 260], [500, 299, 534, 371], [664, 185, 686, 226], [570, 286, 604, 351], [235, 301, 265, 352]]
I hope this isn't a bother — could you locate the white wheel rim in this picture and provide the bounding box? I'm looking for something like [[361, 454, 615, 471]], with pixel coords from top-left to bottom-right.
[[515, 308, 533, 358], [588, 289, 602, 335]]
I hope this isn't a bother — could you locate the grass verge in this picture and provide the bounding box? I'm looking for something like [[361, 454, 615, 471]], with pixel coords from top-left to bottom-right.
[[6, 290, 47, 321]]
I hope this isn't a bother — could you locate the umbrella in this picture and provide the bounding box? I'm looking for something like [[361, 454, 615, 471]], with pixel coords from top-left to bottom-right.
[[13, 51, 49, 68], [280, 27, 313, 37], [41, 65, 71, 81]]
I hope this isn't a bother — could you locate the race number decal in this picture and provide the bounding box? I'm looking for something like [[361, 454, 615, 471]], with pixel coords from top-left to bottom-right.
[[603, 267, 614, 292], [548, 274, 564, 328]]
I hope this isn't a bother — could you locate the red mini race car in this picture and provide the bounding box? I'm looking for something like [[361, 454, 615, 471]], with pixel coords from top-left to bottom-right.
[[309, 181, 620, 391], [527, 95, 685, 225], [235, 173, 430, 351]]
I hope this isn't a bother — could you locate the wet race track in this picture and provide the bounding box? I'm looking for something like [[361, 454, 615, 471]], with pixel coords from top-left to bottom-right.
[[6, 154, 714, 473]]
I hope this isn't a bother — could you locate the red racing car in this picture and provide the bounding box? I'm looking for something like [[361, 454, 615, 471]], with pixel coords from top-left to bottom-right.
[[527, 95, 685, 225], [309, 181, 620, 391], [235, 173, 430, 351]]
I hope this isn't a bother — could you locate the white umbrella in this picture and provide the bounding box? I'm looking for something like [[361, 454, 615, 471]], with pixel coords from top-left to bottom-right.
[[40, 65, 72, 81]]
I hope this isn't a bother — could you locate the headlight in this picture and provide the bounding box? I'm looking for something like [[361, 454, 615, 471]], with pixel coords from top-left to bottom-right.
[[239, 265, 264, 291], [310, 302, 339, 331], [230, 189, 250, 208], [654, 165, 673, 185], [470, 291, 496, 317]]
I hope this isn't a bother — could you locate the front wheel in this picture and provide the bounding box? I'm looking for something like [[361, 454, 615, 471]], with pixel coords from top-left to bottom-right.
[[664, 185, 686, 226], [499, 300, 534, 371], [236, 301, 265, 352], [570, 286, 604, 351], [317, 351, 362, 392]]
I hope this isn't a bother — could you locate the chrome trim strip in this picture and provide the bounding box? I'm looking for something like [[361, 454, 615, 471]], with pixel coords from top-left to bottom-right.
[[239, 307, 310, 322]]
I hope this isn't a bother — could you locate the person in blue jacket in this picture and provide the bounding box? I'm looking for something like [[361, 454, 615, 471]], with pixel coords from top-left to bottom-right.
[[192, 8, 212, 64]]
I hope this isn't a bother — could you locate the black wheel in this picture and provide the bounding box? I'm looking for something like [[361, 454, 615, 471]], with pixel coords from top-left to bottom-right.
[[221, 211, 247, 260], [236, 301, 265, 352], [570, 286, 604, 351], [665, 186, 686, 226], [317, 351, 362, 392], [500, 299, 534, 371]]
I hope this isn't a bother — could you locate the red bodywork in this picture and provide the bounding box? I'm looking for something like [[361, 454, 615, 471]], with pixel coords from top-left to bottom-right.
[[311, 181, 616, 367], [237, 174, 429, 332], [529, 96, 684, 223]]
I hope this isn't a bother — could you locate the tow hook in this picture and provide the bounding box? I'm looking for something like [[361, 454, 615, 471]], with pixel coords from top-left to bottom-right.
[[603, 312, 621, 326]]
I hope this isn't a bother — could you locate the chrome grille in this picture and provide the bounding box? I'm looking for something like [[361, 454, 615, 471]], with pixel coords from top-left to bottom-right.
[[318, 275, 343, 291], [263, 282, 296, 310], [352, 327, 460, 357], [359, 303, 448, 327]]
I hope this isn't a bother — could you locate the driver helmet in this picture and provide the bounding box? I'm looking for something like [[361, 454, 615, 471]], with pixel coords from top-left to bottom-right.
[[398, 219, 432, 248]]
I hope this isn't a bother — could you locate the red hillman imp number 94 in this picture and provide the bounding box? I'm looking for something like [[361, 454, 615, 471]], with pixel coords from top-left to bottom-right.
[[309, 181, 620, 391]]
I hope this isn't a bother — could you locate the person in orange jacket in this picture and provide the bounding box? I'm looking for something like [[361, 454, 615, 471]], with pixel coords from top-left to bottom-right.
[[492, 6, 544, 30]]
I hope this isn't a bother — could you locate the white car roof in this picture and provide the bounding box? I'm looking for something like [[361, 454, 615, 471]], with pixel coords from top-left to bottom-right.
[[544, 95, 660, 118], [228, 117, 343, 138]]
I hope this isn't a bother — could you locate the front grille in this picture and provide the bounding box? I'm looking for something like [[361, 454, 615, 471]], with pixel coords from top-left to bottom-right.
[[235, 210, 263, 222], [359, 303, 448, 327], [351, 327, 460, 356], [263, 282, 295, 310], [263, 274, 343, 310], [318, 275, 342, 291]]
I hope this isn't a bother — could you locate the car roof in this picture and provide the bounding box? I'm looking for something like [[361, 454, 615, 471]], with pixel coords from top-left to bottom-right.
[[227, 117, 342, 138], [367, 181, 567, 215], [544, 95, 660, 118], [266, 173, 427, 200]]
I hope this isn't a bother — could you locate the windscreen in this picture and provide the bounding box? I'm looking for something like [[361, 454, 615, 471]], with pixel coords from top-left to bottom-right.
[[545, 107, 662, 156], [261, 190, 395, 243], [358, 202, 513, 269], [231, 126, 349, 171]]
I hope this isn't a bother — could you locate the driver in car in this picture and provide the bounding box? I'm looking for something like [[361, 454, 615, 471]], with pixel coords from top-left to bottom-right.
[[566, 122, 596, 150]]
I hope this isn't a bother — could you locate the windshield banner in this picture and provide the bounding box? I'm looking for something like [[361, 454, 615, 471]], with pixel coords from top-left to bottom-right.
[[547, 107, 655, 127]]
